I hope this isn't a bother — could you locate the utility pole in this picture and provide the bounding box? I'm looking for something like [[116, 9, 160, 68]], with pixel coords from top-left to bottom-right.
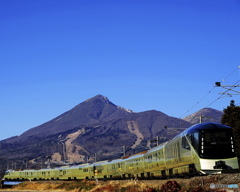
[[59, 140, 66, 163], [164, 126, 186, 134], [94, 153, 97, 162], [199, 115, 213, 123], [150, 136, 160, 146], [122, 145, 126, 157]]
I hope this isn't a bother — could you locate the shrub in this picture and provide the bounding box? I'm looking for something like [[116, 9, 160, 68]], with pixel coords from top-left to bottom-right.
[[160, 180, 182, 192]]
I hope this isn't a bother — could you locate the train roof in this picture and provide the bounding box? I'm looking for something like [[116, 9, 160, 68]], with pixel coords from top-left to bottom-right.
[[107, 158, 125, 164], [88, 161, 109, 166], [147, 142, 166, 153], [124, 153, 144, 161], [125, 150, 147, 158], [182, 122, 231, 135], [6, 169, 36, 172]]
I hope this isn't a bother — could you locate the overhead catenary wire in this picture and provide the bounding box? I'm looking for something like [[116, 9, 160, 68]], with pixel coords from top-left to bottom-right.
[[205, 79, 240, 108], [222, 66, 240, 83], [179, 87, 215, 119], [163, 66, 240, 129], [179, 66, 240, 119]]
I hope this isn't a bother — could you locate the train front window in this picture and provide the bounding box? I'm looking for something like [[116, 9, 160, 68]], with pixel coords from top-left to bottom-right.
[[200, 130, 235, 159]]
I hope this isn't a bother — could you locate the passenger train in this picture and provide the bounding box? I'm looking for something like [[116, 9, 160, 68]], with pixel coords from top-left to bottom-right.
[[3, 123, 239, 181]]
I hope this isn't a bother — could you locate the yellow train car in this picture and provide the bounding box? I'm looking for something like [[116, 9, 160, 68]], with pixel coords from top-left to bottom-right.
[[4, 170, 21, 180], [164, 134, 194, 176], [105, 159, 125, 179], [71, 163, 91, 180], [85, 161, 109, 180], [143, 143, 166, 178], [164, 123, 239, 175], [124, 153, 145, 179]]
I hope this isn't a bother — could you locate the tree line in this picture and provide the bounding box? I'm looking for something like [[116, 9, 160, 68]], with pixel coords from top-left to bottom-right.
[[221, 100, 240, 168]]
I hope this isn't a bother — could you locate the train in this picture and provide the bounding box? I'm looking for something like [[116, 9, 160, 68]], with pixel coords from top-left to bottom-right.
[[3, 122, 239, 181]]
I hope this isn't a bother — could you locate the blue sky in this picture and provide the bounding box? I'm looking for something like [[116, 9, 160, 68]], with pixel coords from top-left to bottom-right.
[[1, 0, 240, 140]]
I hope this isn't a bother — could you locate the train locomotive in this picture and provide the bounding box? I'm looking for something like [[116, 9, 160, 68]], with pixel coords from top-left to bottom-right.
[[3, 122, 239, 181]]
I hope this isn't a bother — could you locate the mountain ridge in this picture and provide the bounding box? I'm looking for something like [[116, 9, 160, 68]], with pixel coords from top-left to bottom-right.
[[0, 94, 224, 173], [19, 95, 132, 138], [183, 107, 223, 124]]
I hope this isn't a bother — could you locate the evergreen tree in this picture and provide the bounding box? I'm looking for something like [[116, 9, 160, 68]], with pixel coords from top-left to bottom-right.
[[221, 100, 240, 128], [221, 100, 240, 167]]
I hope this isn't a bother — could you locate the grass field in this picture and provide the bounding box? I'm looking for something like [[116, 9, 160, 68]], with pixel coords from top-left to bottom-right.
[[1, 174, 240, 192]]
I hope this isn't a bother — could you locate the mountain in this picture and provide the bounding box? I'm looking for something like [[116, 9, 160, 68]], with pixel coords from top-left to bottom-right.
[[19, 95, 133, 138], [183, 108, 223, 124], [0, 95, 223, 174], [69, 110, 192, 159]]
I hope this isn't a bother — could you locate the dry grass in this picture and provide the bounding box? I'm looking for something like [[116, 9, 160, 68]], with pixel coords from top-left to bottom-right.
[[12, 181, 66, 191], [1, 174, 240, 192], [0, 180, 157, 192]]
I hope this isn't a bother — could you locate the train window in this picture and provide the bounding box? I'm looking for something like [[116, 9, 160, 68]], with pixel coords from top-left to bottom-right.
[[182, 136, 190, 150], [187, 132, 199, 153], [148, 155, 152, 163], [201, 130, 235, 159], [204, 131, 229, 145], [193, 132, 199, 153]]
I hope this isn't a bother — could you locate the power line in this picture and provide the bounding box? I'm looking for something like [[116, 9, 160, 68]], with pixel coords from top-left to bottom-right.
[[179, 87, 215, 119], [179, 66, 240, 119], [214, 79, 240, 96], [222, 66, 240, 82], [206, 80, 240, 108]]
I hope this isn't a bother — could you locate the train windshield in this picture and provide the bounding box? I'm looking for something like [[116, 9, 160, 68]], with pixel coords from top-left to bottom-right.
[[200, 129, 235, 159]]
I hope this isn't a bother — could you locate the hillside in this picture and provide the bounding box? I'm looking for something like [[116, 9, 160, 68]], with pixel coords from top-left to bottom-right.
[[19, 95, 133, 138], [0, 95, 223, 174], [183, 107, 223, 124]]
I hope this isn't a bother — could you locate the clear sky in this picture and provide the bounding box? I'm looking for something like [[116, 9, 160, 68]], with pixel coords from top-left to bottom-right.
[[1, 0, 240, 141]]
